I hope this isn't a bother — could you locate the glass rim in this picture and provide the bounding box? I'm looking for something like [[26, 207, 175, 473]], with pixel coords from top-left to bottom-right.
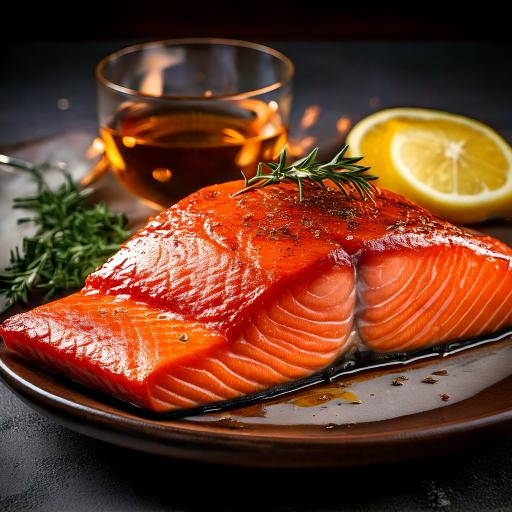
[[96, 38, 295, 101]]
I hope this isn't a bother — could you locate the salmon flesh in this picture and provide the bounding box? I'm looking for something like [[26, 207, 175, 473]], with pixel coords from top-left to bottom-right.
[[1, 182, 511, 412]]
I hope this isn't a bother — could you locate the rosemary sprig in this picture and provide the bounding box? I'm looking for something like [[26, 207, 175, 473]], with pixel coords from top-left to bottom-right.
[[232, 145, 378, 202], [0, 159, 131, 313]]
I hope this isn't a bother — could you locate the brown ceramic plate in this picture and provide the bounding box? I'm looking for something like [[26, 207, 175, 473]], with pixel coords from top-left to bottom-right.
[[1, 337, 512, 468], [2, 135, 512, 467]]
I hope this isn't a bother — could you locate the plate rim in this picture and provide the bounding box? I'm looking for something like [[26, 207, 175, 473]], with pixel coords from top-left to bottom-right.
[[2, 347, 512, 447]]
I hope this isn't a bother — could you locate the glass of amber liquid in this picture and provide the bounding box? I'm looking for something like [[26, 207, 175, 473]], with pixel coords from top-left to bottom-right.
[[96, 38, 294, 208]]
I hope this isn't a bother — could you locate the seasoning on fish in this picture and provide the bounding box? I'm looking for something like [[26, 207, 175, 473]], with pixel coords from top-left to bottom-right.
[[1, 181, 511, 412]]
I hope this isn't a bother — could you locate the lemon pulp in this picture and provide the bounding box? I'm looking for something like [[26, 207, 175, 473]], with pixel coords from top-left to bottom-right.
[[347, 108, 512, 224]]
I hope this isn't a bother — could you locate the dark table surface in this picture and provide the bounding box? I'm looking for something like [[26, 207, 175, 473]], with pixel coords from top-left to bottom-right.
[[1, 41, 512, 512]]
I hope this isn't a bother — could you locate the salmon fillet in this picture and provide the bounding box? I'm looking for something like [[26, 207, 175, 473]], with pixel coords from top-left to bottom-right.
[[1, 182, 511, 412]]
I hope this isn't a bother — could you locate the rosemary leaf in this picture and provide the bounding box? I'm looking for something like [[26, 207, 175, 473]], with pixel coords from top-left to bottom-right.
[[232, 145, 378, 202], [0, 160, 131, 313]]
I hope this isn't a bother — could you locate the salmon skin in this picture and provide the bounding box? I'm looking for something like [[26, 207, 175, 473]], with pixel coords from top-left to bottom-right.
[[2, 182, 512, 412]]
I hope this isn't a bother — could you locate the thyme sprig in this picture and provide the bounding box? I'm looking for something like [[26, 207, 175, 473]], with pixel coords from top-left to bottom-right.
[[0, 158, 131, 313], [232, 145, 378, 202]]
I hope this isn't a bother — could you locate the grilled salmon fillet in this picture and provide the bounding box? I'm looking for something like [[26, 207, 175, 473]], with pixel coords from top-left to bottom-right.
[[2, 182, 511, 412]]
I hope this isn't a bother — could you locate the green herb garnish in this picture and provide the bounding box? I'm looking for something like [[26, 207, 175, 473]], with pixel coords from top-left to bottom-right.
[[232, 145, 378, 202], [0, 157, 131, 313]]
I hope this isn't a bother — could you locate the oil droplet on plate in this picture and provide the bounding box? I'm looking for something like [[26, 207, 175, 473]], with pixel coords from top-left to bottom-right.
[[216, 416, 247, 429], [152, 168, 173, 183], [230, 403, 267, 418], [290, 385, 361, 407]]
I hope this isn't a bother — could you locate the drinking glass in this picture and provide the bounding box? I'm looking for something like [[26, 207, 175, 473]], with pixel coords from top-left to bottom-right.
[[96, 38, 294, 208]]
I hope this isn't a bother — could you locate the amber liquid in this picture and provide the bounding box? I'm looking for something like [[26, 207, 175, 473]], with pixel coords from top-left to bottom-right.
[[101, 99, 288, 207]]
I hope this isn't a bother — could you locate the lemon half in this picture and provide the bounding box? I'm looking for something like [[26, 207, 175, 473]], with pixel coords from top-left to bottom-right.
[[347, 108, 512, 224]]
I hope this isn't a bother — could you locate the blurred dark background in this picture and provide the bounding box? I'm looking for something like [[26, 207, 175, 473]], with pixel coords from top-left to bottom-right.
[[1, 4, 512, 512], [2, 0, 511, 42]]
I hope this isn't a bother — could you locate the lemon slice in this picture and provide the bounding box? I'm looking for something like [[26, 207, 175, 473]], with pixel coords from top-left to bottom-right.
[[347, 108, 512, 224]]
